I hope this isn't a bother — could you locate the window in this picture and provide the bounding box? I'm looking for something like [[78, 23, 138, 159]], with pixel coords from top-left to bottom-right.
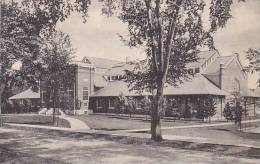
[[97, 99, 102, 108], [108, 99, 115, 109], [188, 69, 193, 74], [107, 76, 111, 81], [83, 87, 89, 100], [195, 68, 200, 73]]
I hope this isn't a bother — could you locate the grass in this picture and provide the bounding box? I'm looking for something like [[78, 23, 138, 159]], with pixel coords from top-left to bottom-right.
[[72, 114, 207, 130], [3, 125, 260, 161], [1, 114, 71, 128]]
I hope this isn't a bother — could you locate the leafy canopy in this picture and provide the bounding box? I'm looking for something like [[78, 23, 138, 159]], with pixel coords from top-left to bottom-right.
[[100, 0, 243, 92]]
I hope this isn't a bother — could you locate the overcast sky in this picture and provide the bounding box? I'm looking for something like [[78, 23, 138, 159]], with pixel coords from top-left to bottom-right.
[[58, 0, 260, 88]]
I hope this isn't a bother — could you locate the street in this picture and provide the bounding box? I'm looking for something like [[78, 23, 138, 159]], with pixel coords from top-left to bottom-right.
[[0, 127, 259, 164]]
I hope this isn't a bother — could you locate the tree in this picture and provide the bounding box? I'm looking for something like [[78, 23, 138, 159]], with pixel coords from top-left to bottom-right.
[[36, 31, 75, 122], [223, 102, 233, 121], [245, 48, 260, 88], [140, 96, 152, 119], [101, 0, 242, 141], [203, 97, 216, 122], [0, 0, 91, 122], [0, 1, 40, 117]]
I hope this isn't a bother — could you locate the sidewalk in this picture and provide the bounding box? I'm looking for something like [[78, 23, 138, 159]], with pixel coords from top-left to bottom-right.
[[3, 118, 260, 150], [115, 119, 260, 133]]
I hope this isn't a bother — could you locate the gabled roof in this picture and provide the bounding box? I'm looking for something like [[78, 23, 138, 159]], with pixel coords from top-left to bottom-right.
[[164, 74, 229, 96], [203, 55, 234, 74], [103, 63, 134, 76], [187, 50, 219, 68], [9, 89, 40, 100], [82, 56, 121, 69]]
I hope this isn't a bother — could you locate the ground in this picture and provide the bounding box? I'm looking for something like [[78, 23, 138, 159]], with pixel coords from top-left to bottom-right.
[[72, 114, 207, 130], [1, 127, 260, 164]]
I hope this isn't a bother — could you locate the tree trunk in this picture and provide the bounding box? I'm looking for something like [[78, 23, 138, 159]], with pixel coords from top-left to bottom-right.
[[53, 86, 58, 125], [0, 84, 5, 126], [151, 79, 164, 141]]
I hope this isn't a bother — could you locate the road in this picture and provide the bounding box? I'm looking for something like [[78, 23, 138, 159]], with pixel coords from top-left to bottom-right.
[[0, 127, 259, 164]]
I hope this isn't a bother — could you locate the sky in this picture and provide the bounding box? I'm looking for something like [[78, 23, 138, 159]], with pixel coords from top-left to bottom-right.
[[57, 0, 260, 88]]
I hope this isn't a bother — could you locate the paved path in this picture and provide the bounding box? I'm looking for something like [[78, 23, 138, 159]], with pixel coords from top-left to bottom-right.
[[115, 119, 260, 133], [59, 115, 90, 130]]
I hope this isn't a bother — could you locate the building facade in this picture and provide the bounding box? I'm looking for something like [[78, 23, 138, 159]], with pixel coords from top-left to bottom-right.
[[9, 51, 260, 118]]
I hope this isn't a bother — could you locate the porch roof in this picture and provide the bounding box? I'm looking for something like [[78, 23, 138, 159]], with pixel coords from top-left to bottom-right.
[[91, 81, 150, 97], [91, 74, 229, 97], [164, 74, 229, 96], [241, 89, 260, 98], [9, 89, 40, 100]]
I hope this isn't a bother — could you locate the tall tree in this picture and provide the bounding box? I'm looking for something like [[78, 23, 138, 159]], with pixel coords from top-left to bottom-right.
[[37, 31, 75, 115], [101, 0, 244, 141], [0, 1, 40, 115], [0, 0, 91, 115], [245, 48, 260, 85]]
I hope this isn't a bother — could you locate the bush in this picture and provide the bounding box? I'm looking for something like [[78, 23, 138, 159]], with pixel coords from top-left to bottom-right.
[[223, 102, 233, 120], [195, 97, 216, 121]]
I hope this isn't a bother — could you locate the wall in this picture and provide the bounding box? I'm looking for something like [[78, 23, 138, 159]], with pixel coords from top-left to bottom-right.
[[76, 66, 95, 113], [221, 57, 248, 95]]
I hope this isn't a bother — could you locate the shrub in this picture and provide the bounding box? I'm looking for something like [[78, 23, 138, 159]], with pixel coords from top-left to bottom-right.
[[223, 102, 233, 121]]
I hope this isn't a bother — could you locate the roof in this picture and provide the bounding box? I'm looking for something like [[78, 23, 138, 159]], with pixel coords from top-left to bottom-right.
[[91, 81, 150, 97], [9, 89, 40, 100], [94, 73, 108, 87], [241, 89, 260, 98], [203, 55, 234, 74], [92, 74, 229, 97], [187, 50, 219, 68], [82, 56, 122, 69], [103, 63, 134, 76], [164, 74, 229, 96]]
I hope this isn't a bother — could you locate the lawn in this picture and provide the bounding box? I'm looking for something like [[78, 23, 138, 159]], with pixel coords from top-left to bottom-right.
[[1, 114, 70, 128], [72, 114, 208, 130]]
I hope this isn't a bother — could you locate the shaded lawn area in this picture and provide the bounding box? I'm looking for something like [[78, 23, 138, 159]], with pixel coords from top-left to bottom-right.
[[1, 127, 260, 163], [2, 114, 70, 128], [72, 114, 208, 130], [160, 121, 260, 148]]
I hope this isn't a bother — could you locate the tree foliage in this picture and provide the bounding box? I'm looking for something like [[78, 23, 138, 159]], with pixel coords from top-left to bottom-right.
[[0, 1, 40, 113], [245, 48, 260, 75], [99, 0, 244, 141], [37, 31, 75, 110]]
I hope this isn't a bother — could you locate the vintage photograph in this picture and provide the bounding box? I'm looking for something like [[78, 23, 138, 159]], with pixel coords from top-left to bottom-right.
[[1, 0, 260, 163]]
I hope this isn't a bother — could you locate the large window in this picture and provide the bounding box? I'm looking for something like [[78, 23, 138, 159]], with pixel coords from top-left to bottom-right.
[[83, 87, 89, 100]]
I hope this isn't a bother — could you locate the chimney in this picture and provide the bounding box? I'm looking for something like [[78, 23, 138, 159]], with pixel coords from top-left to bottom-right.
[[219, 63, 224, 89]]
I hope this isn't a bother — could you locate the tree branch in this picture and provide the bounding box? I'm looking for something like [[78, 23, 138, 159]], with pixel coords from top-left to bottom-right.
[[145, 0, 159, 72], [155, 0, 164, 71], [163, 0, 183, 78]]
